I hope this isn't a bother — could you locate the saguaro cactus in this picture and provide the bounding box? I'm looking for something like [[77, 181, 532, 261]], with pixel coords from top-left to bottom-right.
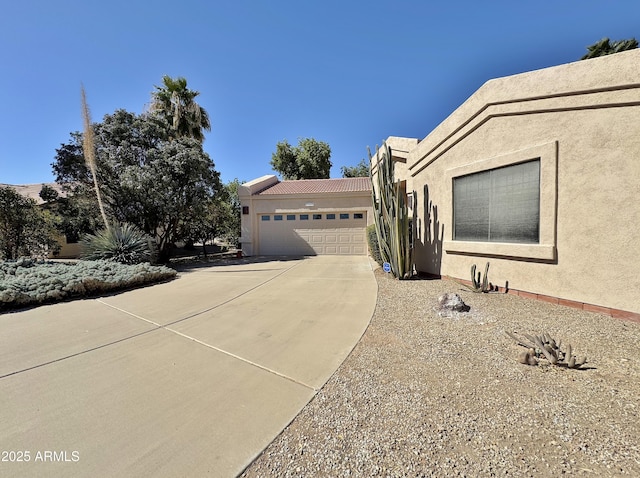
[[369, 143, 413, 279]]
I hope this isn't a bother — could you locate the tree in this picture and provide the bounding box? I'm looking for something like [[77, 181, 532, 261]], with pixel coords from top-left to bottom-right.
[[39, 184, 59, 203], [180, 179, 242, 256], [341, 159, 369, 178], [218, 179, 241, 244], [270, 138, 332, 180], [51, 132, 104, 242], [0, 186, 60, 260], [150, 75, 211, 142], [52, 110, 222, 262], [581, 37, 638, 59]]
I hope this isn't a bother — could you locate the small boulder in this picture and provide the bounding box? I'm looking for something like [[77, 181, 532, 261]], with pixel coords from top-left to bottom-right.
[[437, 293, 470, 313]]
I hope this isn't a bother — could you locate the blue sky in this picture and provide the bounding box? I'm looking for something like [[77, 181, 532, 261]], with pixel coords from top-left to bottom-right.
[[1, 1, 638, 185]]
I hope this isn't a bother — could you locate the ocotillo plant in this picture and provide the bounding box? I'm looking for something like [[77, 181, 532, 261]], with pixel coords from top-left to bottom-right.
[[369, 142, 413, 279]]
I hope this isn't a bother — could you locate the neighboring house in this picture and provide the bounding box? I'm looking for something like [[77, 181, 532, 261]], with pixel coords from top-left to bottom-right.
[[0, 183, 81, 259], [373, 49, 640, 318], [238, 175, 373, 256]]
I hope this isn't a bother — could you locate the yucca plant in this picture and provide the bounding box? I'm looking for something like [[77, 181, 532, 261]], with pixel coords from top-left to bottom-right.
[[81, 223, 156, 264], [369, 142, 413, 279]]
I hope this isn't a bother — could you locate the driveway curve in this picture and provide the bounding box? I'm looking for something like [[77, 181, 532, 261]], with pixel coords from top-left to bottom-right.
[[0, 255, 377, 477]]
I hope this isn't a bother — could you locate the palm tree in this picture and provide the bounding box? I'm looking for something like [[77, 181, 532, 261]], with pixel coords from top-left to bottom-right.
[[150, 76, 211, 142], [581, 37, 638, 60]]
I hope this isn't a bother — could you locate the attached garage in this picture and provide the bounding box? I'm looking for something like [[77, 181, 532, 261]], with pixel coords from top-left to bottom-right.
[[258, 211, 367, 255], [238, 176, 373, 256]]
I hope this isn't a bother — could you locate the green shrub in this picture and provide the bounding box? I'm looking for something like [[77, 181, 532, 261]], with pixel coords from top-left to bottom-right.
[[81, 223, 156, 264], [367, 223, 383, 265], [0, 259, 176, 311]]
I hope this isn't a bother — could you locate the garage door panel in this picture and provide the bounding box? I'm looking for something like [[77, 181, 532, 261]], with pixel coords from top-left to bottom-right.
[[259, 213, 367, 255]]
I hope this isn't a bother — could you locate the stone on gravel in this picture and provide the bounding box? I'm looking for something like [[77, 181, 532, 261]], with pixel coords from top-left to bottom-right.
[[437, 292, 470, 312]]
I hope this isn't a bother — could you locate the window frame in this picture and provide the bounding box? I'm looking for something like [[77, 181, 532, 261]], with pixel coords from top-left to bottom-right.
[[453, 159, 540, 244], [443, 142, 558, 261]]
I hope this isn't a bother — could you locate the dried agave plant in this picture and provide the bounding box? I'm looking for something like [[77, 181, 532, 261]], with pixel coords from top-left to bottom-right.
[[81, 84, 110, 231], [505, 331, 587, 369]]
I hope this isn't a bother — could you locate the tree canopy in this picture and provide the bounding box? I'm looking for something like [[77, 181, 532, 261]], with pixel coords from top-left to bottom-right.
[[270, 138, 332, 180], [0, 186, 59, 260], [581, 37, 638, 59], [180, 179, 242, 256], [150, 75, 211, 142], [52, 110, 221, 262], [341, 159, 369, 178]]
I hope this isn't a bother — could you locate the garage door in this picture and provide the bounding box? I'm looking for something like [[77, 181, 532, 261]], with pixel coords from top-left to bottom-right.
[[258, 212, 367, 255]]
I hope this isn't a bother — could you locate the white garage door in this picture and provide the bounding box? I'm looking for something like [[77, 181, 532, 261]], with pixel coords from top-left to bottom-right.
[[258, 212, 367, 255]]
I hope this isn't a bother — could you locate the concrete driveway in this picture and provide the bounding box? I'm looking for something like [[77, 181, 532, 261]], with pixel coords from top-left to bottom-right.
[[0, 256, 377, 477]]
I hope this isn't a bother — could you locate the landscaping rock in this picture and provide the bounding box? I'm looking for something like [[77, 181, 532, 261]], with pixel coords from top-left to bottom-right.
[[437, 292, 470, 313]]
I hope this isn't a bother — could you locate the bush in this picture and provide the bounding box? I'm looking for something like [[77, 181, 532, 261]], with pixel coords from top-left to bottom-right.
[[367, 223, 383, 265], [81, 223, 156, 264], [0, 186, 60, 260], [0, 259, 176, 311]]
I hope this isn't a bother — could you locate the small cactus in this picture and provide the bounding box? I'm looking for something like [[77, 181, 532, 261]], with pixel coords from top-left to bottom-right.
[[506, 331, 587, 369], [469, 262, 492, 293]]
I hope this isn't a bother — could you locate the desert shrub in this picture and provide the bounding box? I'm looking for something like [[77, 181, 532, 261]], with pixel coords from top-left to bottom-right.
[[367, 223, 383, 265], [81, 223, 156, 264], [0, 259, 176, 311]]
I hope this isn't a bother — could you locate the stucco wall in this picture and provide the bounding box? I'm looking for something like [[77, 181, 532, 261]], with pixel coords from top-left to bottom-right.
[[402, 50, 640, 314]]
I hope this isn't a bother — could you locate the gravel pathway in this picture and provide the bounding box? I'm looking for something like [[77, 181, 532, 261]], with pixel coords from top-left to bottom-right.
[[241, 269, 640, 477]]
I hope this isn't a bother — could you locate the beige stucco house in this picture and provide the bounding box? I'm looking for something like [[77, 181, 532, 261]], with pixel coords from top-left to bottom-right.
[[238, 175, 373, 256], [375, 49, 640, 318]]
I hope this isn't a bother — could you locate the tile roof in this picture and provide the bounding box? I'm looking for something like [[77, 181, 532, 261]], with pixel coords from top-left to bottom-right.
[[257, 177, 371, 195]]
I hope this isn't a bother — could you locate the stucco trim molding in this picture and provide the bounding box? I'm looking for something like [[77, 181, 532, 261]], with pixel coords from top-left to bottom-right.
[[444, 141, 558, 262], [443, 241, 556, 261]]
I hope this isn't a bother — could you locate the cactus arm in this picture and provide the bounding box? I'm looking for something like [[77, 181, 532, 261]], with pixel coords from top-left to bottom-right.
[[482, 262, 490, 291]]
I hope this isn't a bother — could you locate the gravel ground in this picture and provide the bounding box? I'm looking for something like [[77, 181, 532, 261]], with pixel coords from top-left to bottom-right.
[[241, 269, 640, 477]]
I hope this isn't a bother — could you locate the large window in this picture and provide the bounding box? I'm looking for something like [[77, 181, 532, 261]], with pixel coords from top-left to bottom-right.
[[453, 159, 540, 244]]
